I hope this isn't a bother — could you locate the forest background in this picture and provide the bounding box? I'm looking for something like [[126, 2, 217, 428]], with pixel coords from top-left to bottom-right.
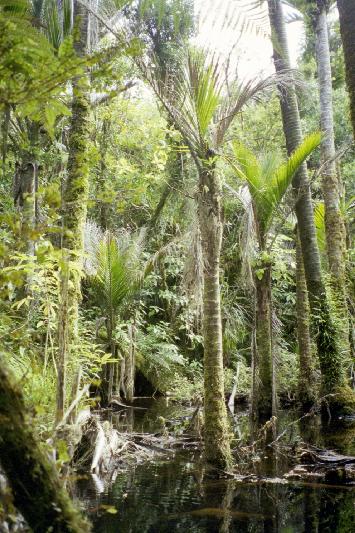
[[0, 0, 354, 529]]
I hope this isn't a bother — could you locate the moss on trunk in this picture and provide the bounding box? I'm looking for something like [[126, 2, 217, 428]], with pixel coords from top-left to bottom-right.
[[198, 160, 232, 471], [337, 0, 355, 139], [0, 359, 90, 532], [252, 262, 274, 422], [62, 1, 90, 330], [296, 231, 317, 407], [267, 0, 354, 416], [314, 1, 350, 358]]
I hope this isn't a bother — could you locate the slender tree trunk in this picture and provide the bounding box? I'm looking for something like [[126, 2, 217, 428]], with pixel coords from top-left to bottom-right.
[[97, 118, 110, 230], [56, 256, 70, 424], [267, 0, 354, 414], [124, 322, 136, 402], [296, 229, 317, 407], [0, 359, 90, 532], [58, 2, 90, 415], [62, 1, 90, 330], [314, 0, 350, 357], [253, 262, 274, 421], [198, 159, 232, 470], [337, 0, 355, 139]]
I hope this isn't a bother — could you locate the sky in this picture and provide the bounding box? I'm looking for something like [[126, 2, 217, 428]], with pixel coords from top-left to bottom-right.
[[193, 0, 305, 79]]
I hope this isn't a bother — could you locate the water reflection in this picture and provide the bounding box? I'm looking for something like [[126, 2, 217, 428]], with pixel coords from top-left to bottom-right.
[[76, 399, 355, 532]]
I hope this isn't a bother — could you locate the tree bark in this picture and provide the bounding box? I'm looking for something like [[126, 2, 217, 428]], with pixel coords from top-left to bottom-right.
[[253, 262, 274, 421], [124, 323, 136, 402], [62, 0, 90, 327], [296, 229, 317, 407], [56, 257, 70, 424], [0, 359, 90, 532], [58, 2, 90, 415], [267, 0, 354, 414], [337, 0, 355, 139], [198, 160, 232, 470], [314, 0, 350, 358]]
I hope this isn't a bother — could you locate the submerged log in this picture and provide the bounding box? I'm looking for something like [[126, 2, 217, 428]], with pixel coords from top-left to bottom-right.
[[285, 445, 355, 484]]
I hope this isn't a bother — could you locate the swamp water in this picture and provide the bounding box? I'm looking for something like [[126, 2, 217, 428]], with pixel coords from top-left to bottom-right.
[[76, 399, 355, 532]]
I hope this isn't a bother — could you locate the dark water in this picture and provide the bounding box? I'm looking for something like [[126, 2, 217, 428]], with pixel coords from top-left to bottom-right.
[[76, 399, 355, 533]]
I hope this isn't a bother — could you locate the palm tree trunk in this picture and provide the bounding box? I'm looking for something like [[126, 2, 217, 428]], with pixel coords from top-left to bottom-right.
[[0, 359, 90, 532], [314, 0, 350, 358], [253, 261, 273, 421], [267, 0, 354, 414], [296, 229, 316, 407], [198, 160, 232, 470], [337, 0, 355, 139]]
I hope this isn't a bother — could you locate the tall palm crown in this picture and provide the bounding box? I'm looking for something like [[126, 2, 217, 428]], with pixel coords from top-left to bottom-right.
[[141, 45, 294, 164], [230, 132, 321, 245]]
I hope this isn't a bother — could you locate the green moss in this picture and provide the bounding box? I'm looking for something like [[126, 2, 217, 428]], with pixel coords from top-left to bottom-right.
[[0, 360, 90, 532]]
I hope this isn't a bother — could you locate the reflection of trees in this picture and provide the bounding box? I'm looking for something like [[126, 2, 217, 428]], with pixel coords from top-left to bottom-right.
[[219, 480, 234, 533], [304, 488, 320, 532]]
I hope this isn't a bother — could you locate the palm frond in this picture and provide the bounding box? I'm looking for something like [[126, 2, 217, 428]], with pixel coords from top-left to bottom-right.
[[44, 0, 62, 50], [230, 132, 321, 239], [91, 232, 140, 318], [314, 201, 326, 252], [273, 131, 321, 201]]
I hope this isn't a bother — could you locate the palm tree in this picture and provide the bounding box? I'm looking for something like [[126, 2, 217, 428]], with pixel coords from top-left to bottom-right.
[[267, 0, 354, 415], [312, 0, 350, 359], [337, 0, 355, 139], [91, 231, 141, 404], [141, 44, 295, 467], [230, 133, 321, 421]]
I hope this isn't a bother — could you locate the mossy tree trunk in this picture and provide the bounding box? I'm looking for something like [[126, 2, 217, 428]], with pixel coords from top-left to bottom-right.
[[296, 229, 317, 407], [124, 322, 136, 402], [314, 0, 350, 357], [13, 121, 40, 257], [252, 261, 274, 422], [0, 359, 90, 532], [337, 0, 355, 139], [197, 158, 232, 470], [62, 0, 90, 325], [58, 2, 90, 414], [267, 0, 354, 415]]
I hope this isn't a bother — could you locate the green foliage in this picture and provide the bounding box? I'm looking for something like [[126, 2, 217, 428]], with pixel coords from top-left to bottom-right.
[[0, 5, 84, 128], [230, 132, 321, 240], [90, 233, 140, 321]]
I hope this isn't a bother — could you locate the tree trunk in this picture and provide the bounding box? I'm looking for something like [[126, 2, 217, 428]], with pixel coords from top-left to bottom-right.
[[198, 160, 232, 470], [337, 0, 355, 139], [0, 359, 90, 532], [124, 323, 136, 402], [267, 0, 354, 415], [62, 0, 90, 331], [56, 256, 70, 424], [314, 0, 350, 358], [296, 229, 317, 407], [58, 2, 90, 415], [253, 262, 274, 422]]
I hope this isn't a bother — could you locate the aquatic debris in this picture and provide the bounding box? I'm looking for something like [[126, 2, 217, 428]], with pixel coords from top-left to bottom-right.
[[166, 507, 272, 521]]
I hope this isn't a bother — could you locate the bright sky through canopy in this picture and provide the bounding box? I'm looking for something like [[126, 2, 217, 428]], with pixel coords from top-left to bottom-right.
[[193, 0, 305, 78]]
